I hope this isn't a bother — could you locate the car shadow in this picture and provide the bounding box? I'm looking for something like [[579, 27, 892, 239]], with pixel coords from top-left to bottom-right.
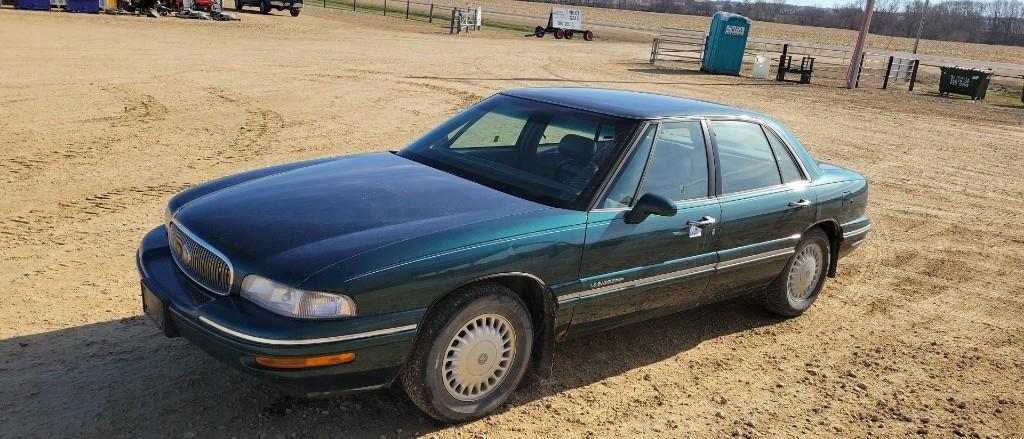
[[0, 297, 782, 438]]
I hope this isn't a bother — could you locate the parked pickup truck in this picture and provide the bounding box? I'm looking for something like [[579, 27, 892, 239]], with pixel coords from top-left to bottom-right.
[[236, 0, 302, 16]]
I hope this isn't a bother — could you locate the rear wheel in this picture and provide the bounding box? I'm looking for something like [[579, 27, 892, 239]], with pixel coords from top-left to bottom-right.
[[583, 30, 594, 41], [401, 283, 533, 423], [553, 28, 565, 39], [760, 228, 831, 317], [565, 30, 574, 39], [234, 0, 242, 10], [259, 0, 270, 13], [289, 7, 299, 16]]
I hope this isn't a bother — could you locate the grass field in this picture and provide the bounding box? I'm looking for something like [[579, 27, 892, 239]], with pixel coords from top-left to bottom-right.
[[1, 4, 1023, 438]]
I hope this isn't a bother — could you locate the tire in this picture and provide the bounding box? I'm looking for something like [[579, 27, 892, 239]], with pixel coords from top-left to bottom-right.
[[289, 7, 299, 16], [401, 283, 533, 423], [235, 0, 242, 10], [583, 30, 594, 41], [259, 0, 270, 13], [565, 30, 574, 39], [760, 228, 831, 317], [553, 28, 565, 39], [534, 26, 545, 38]]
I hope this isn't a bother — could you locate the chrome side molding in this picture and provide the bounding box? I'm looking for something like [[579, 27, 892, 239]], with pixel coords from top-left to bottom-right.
[[197, 316, 417, 346], [843, 224, 872, 239]]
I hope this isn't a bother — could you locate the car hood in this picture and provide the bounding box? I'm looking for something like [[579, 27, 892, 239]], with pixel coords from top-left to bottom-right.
[[173, 152, 550, 285]]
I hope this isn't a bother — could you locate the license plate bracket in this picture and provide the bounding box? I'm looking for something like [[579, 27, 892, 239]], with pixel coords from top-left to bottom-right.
[[142, 284, 179, 337]]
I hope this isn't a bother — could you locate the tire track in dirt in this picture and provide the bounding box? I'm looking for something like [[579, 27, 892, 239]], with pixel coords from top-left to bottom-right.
[[394, 80, 485, 109], [82, 85, 169, 127], [0, 182, 191, 247], [206, 87, 285, 161]]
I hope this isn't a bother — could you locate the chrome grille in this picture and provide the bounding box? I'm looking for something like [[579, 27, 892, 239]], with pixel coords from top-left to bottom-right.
[[168, 222, 233, 295]]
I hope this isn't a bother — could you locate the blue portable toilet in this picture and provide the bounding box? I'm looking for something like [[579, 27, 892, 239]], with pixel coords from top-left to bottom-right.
[[702, 12, 751, 75], [16, 0, 52, 10]]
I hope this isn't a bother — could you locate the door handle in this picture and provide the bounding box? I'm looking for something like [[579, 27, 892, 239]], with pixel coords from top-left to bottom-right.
[[686, 216, 717, 227], [788, 199, 812, 208]]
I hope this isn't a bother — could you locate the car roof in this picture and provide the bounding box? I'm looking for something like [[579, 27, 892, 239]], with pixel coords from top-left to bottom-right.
[[500, 87, 755, 120]]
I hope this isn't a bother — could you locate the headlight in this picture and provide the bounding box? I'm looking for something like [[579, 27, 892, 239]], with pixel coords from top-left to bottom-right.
[[240, 275, 356, 319]]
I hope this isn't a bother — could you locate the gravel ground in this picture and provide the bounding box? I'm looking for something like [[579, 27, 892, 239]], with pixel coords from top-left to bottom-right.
[[0, 5, 1022, 439]]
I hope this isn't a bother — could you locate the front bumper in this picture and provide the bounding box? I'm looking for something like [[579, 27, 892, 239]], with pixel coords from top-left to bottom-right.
[[270, 0, 302, 7], [136, 226, 421, 397]]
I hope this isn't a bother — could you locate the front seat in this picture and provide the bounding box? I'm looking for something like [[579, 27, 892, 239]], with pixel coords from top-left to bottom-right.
[[555, 134, 598, 189]]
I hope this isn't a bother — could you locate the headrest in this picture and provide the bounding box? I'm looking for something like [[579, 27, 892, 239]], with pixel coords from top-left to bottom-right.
[[558, 134, 596, 161]]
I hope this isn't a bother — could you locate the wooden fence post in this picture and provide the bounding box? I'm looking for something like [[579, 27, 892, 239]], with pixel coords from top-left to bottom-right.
[[428, 2, 433, 22], [352, 0, 355, 11], [854, 53, 865, 88], [383, 0, 386, 15], [450, 8, 456, 34], [882, 55, 894, 89], [908, 59, 920, 91], [405, 0, 409, 18]]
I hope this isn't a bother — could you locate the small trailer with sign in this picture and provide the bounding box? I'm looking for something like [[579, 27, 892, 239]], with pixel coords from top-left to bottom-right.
[[533, 7, 593, 41]]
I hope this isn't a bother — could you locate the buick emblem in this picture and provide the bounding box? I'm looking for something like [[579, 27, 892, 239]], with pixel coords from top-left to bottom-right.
[[477, 353, 488, 365]]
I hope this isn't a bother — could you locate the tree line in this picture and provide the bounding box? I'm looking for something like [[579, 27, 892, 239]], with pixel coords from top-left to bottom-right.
[[526, 0, 1024, 46]]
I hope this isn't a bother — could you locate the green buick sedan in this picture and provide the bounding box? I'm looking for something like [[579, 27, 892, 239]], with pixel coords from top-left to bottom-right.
[[137, 88, 870, 422]]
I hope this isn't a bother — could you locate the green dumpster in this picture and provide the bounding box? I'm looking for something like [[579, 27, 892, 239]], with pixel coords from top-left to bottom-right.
[[939, 66, 992, 100]]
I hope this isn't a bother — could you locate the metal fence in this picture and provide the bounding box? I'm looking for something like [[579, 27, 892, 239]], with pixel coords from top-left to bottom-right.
[[321, 0, 477, 33], [650, 35, 927, 90]]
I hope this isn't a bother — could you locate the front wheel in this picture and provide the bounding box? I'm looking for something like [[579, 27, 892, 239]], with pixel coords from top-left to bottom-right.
[[583, 30, 594, 41], [289, 8, 299, 16], [401, 283, 533, 423], [235, 0, 243, 10], [259, 0, 270, 13], [760, 228, 831, 317], [534, 26, 545, 38], [553, 28, 565, 39]]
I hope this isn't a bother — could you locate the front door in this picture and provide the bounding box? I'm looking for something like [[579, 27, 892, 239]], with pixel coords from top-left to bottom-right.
[[567, 121, 721, 336], [704, 119, 817, 300]]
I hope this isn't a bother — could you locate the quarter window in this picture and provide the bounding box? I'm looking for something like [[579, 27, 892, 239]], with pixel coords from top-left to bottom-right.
[[766, 130, 804, 183], [711, 120, 782, 194]]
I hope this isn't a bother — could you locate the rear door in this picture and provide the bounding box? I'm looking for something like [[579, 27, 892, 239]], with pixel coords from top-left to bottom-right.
[[704, 118, 816, 301], [566, 121, 721, 335]]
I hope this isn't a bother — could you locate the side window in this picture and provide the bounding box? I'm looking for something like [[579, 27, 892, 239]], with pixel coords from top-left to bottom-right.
[[449, 110, 528, 149], [601, 126, 656, 208], [637, 121, 709, 201], [711, 120, 782, 194], [766, 130, 804, 183]]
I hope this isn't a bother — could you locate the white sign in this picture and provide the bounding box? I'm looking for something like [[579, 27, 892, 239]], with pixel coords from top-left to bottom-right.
[[550, 7, 582, 31], [724, 24, 745, 36]]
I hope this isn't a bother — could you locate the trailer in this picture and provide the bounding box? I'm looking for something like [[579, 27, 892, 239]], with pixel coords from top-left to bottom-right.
[[533, 7, 593, 41]]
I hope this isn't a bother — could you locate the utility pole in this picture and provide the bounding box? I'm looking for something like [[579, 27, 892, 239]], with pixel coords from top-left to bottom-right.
[[911, 0, 930, 54], [846, 0, 877, 90]]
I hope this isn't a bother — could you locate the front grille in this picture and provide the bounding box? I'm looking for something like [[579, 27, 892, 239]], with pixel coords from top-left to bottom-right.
[[168, 222, 233, 295]]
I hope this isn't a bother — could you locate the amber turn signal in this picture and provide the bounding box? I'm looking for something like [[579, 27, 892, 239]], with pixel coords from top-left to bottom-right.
[[255, 352, 356, 369]]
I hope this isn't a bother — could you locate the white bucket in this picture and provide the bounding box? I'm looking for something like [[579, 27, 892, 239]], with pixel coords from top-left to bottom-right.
[[751, 52, 771, 80]]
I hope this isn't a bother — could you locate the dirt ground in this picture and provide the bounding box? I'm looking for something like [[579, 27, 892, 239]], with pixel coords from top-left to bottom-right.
[[1, 5, 1023, 439]]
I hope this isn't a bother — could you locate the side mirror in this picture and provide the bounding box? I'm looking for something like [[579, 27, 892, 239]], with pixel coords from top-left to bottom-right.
[[624, 193, 677, 224]]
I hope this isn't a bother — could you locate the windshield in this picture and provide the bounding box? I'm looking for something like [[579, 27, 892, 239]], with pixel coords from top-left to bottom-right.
[[397, 94, 641, 210]]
